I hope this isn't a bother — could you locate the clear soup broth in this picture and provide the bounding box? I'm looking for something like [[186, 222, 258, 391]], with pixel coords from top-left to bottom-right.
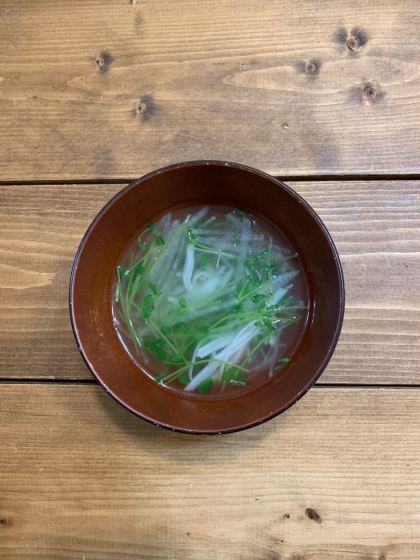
[[112, 205, 309, 396]]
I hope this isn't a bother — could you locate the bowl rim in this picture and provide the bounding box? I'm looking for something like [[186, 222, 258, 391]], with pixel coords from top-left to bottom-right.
[[69, 160, 345, 434]]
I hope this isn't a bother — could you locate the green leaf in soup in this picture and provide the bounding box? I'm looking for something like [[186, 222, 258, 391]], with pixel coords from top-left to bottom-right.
[[244, 264, 260, 287], [179, 297, 187, 308], [178, 373, 190, 385], [144, 338, 162, 350], [117, 264, 128, 277], [274, 358, 291, 371], [171, 353, 183, 364], [134, 263, 145, 275], [153, 339, 166, 346], [179, 322, 192, 334], [142, 305, 154, 319], [154, 347, 167, 361], [147, 281, 159, 295], [198, 379, 214, 394]]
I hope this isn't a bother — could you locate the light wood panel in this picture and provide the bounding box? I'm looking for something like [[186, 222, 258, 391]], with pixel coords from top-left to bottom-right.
[[295, 182, 420, 385], [1, 384, 420, 559], [1, 181, 419, 383], [0, 184, 121, 380], [1, 0, 420, 180]]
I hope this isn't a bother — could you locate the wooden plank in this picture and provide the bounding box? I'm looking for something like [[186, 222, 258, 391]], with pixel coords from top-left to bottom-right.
[[1, 181, 419, 383], [0, 184, 122, 380], [295, 182, 420, 385], [1, 0, 420, 180], [1, 384, 419, 559]]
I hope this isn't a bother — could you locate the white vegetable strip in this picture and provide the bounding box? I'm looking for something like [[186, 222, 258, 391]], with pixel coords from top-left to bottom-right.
[[184, 321, 260, 391], [175, 266, 234, 308], [158, 212, 171, 237], [234, 217, 252, 279], [182, 244, 195, 291], [218, 322, 260, 362], [200, 216, 216, 228], [158, 226, 187, 288], [188, 343, 201, 381], [226, 211, 244, 229], [184, 361, 221, 391], [196, 332, 236, 358], [272, 269, 299, 287], [190, 206, 210, 225], [267, 285, 291, 306], [149, 220, 181, 282]]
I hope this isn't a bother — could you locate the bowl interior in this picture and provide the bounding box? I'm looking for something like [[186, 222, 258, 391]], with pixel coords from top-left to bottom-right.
[[70, 162, 344, 433]]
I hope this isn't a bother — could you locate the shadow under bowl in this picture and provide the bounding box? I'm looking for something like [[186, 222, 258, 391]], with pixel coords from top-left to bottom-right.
[[70, 161, 344, 434]]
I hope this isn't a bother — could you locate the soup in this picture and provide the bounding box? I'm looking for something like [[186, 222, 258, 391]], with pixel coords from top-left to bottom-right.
[[112, 205, 309, 396]]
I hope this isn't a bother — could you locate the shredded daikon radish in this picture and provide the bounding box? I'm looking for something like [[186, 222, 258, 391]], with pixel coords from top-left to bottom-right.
[[113, 206, 307, 394]]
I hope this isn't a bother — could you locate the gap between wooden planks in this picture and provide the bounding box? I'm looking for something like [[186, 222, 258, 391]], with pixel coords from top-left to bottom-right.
[[1, 384, 420, 560], [0, 181, 419, 383], [2, 0, 420, 180]]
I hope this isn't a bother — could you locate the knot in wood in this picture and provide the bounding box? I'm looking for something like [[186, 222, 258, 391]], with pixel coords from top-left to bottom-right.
[[305, 507, 322, 523], [363, 83, 378, 100], [93, 51, 113, 73], [346, 36, 359, 51], [305, 61, 317, 73], [136, 102, 147, 114]]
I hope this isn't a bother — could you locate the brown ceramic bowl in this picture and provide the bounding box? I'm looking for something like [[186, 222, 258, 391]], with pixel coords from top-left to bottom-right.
[[70, 161, 344, 434]]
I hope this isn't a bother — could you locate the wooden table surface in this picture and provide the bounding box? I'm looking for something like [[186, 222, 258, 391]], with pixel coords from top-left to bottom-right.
[[1, 1, 420, 558]]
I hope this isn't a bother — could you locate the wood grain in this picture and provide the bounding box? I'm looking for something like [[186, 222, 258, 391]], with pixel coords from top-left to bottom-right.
[[1, 181, 419, 383], [294, 182, 420, 385], [1, 0, 420, 180], [1, 384, 420, 559]]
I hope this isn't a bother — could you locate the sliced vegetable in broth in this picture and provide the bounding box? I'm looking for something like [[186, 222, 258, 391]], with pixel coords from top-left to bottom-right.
[[112, 205, 309, 395]]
